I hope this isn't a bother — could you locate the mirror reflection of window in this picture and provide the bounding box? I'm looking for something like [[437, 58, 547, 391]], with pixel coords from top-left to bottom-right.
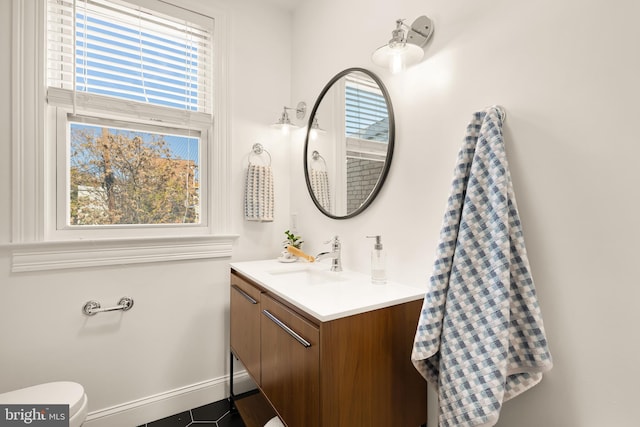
[[344, 74, 389, 212]]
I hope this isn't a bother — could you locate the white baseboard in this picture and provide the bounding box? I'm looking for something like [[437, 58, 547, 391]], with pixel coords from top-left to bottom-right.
[[84, 372, 255, 427]]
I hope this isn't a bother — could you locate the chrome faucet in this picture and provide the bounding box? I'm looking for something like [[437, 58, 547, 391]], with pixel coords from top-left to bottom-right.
[[315, 236, 342, 272]]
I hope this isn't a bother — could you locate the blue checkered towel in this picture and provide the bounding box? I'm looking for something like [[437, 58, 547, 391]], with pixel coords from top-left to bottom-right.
[[411, 106, 552, 427]]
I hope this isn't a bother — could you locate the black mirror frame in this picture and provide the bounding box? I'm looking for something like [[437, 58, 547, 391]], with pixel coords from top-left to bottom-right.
[[303, 67, 395, 219]]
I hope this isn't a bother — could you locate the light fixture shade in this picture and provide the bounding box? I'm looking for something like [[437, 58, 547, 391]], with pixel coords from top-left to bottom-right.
[[371, 16, 434, 73], [271, 110, 297, 134], [372, 42, 424, 74], [309, 116, 325, 140], [271, 102, 307, 134], [272, 110, 293, 127]]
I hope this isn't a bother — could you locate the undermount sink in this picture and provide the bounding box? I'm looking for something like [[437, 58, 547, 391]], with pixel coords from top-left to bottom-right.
[[267, 266, 348, 285]]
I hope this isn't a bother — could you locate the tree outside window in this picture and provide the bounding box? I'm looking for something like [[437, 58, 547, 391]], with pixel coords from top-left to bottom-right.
[[70, 124, 200, 226]]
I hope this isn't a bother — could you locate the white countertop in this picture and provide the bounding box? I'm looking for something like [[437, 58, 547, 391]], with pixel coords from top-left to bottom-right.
[[230, 259, 427, 322]]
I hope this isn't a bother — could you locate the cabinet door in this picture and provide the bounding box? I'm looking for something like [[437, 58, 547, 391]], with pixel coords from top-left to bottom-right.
[[261, 295, 320, 427], [230, 272, 262, 385]]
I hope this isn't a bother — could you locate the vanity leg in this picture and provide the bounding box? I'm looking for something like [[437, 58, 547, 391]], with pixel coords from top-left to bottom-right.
[[229, 351, 237, 413]]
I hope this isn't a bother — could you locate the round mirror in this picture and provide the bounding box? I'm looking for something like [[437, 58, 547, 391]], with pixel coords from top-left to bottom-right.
[[304, 68, 395, 219]]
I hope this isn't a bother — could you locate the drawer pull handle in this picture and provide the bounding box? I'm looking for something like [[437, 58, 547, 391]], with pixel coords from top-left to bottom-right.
[[263, 309, 312, 348], [231, 285, 258, 304]]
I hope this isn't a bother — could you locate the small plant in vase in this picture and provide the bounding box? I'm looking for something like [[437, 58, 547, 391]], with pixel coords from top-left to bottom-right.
[[283, 230, 303, 250], [280, 230, 303, 262]]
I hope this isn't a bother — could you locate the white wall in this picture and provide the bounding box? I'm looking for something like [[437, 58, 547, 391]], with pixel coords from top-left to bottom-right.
[[0, 0, 294, 425], [290, 0, 639, 426], [2, 0, 638, 425]]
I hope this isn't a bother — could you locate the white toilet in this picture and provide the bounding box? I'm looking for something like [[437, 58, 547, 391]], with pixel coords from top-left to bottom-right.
[[0, 382, 88, 427]]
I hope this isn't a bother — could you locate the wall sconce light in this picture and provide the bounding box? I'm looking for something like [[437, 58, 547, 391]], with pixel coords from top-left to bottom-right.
[[272, 101, 307, 135], [371, 16, 434, 74], [309, 116, 325, 140]]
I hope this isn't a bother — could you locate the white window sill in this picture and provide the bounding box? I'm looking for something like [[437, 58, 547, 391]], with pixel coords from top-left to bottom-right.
[[5, 235, 238, 273]]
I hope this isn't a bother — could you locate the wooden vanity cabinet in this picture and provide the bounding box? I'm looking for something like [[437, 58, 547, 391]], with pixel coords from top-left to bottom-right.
[[230, 273, 263, 385], [261, 294, 320, 427], [230, 269, 427, 427]]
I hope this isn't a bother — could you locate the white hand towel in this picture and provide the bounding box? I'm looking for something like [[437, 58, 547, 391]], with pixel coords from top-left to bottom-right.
[[244, 164, 274, 222], [310, 169, 331, 211]]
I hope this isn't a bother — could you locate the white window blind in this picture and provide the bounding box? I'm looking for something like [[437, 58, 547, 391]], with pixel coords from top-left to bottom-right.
[[46, 0, 213, 113], [345, 75, 389, 143]]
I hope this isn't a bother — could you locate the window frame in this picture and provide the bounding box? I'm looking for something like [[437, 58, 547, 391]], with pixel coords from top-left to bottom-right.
[[54, 107, 210, 238], [10, 0, 235, 272]]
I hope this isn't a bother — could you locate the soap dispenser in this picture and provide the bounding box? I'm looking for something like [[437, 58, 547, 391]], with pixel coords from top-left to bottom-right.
[[367, 235, 387, 285]]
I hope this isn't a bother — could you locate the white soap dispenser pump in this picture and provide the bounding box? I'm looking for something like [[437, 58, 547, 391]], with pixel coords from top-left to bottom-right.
[[367, 235, 387, 285]]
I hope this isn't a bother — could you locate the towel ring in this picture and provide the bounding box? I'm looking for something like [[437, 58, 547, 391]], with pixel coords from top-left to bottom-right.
[[249, 143, 271, 166], [311, 150, 327, 171]]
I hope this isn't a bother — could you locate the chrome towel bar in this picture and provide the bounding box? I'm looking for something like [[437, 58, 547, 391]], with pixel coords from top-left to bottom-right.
[[82, 297, 134, 316]]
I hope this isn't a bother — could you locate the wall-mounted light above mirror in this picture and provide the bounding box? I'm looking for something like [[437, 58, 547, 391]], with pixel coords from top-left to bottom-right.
[[371, 16, 434, 74], [304, 68, 394, 219]]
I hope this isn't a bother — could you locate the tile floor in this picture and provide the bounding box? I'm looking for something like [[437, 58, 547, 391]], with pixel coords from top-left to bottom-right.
[[138, 399, 245, 427]]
